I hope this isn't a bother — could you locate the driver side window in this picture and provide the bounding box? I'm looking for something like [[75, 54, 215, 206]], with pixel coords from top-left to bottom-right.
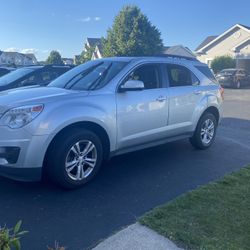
[[126, 64, 160, 89]]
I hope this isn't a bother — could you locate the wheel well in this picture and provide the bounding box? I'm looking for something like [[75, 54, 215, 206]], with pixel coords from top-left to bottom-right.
[[204, 106, 220, 123], [44, 122, 111, 166]]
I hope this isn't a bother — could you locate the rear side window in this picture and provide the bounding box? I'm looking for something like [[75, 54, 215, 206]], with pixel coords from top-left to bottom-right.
[[166, 64, 199, 87], [196, 66, 216, 81]]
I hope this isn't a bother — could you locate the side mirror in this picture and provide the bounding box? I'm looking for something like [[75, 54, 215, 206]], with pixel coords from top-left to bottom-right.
[[119, 80, 144, 92]]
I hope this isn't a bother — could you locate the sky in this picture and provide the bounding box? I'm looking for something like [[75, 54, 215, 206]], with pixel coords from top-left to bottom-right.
[[1, 0, 250, 61]]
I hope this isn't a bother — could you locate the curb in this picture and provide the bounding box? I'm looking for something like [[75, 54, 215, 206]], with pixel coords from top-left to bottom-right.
[[92, 223, 183, 250]]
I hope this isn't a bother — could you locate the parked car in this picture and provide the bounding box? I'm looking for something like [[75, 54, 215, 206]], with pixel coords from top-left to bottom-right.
[[0, 66, 15, 77], [0, 65, 73, 91], [0, 56, 223, 188], [216, 68, 249, 88]]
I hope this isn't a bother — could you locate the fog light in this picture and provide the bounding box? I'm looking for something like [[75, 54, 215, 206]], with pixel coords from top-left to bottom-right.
[[0, 147, 20, 164]]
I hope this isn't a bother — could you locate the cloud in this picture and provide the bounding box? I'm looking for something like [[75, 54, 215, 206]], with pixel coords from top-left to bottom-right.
[[76, 16, 101, 22], [4, 48, 39, 54], [4, 47, 19, 52], [20, 48, 39, 54], [76, 17, 91, 22], [94, 17, 101, 21]]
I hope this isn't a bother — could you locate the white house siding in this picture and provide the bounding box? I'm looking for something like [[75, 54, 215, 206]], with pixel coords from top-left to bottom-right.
[[197, 26, 250, 65], [0, 52, 37, 66]]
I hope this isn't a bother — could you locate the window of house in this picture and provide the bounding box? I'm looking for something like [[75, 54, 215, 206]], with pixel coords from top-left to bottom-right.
[[126, 64, 160, 89], [167, 64, 199, 87]]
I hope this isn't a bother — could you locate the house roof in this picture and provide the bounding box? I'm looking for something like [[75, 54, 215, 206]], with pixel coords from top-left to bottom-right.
[[195, 23, 250, 53], [195, 36, 218, 51], [163, 45, 196, 58], [239, 24, 250, 30], [86, 38, 101, 47], [232, 37, 250, 51]]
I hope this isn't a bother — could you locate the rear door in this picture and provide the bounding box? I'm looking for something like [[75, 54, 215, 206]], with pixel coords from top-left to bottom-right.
[[165, 63, 205, 135], [238, 70, 247, 85], [116, 63, 169, 149]]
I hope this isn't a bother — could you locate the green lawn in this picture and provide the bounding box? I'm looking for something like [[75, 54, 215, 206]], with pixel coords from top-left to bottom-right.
[[140, 166, 250, 250]]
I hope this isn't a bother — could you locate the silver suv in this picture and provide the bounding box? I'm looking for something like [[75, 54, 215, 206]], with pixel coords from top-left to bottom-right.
[[0, 56, 223, 188]]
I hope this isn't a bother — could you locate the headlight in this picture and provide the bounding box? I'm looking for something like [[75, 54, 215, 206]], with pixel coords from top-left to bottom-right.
[[1, 104, 44, 129]]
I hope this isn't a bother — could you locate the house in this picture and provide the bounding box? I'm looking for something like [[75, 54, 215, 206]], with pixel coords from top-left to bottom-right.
[[91, 43, 103, 60], [85, 38, 101, 52], [162, 45, 196, 58], [62, 58, 74, 65], [195, 23, 250, 72], [73, 38, 103, 63], [88, 38, 196, 60], [0, 51, 37, 66]]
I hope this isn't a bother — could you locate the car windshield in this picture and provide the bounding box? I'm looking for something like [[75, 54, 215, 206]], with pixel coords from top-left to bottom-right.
[[49, 60, 128, 90], [0, 68, 35, 86]]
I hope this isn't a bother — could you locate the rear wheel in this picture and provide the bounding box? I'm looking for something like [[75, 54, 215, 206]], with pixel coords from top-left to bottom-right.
[[189, 113, 217, 150], [46, 128, 103, 189]]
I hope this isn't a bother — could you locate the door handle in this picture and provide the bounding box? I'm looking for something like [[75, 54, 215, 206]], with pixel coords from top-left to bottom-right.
[[156, 96, 167, 102], [193, 90, 202, 95]]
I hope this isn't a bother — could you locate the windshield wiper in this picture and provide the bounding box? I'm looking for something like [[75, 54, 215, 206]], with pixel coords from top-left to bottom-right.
[[88, 63, 113, 90], [65, 62, 103, 89]]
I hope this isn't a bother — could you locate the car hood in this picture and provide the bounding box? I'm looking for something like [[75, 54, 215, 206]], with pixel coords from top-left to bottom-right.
[[0, 86, 88, 114]]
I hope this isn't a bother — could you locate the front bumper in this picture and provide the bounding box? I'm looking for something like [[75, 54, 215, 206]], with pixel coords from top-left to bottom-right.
[[0, 126, 50, 181]]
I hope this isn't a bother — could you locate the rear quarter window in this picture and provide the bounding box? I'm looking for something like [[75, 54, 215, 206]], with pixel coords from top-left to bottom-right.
[[196, 65, 216, 82]]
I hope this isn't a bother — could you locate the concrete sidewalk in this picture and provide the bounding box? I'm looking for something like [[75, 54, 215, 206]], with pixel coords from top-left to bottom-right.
[[92, 223, 183, 250]]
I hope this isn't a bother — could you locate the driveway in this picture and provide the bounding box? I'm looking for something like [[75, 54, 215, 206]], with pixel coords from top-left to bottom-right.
[[0, 89, 250, 250]]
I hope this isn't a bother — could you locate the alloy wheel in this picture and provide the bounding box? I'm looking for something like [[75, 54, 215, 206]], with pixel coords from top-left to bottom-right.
[[65, 140, 97, 181], [200, 119, 215, 145]]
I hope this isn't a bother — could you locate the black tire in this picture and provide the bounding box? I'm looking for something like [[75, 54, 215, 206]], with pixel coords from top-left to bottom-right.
[[189, 112, 217, 150], [45, 128, 103, 189]]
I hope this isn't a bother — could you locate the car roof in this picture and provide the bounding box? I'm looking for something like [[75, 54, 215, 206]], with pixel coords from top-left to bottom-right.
[[18, 65, 44, 70], [16, 65, 73, 70], [96, 56, 205, 67], [0, 66, 15, 70], [221, 68, 244, 71]]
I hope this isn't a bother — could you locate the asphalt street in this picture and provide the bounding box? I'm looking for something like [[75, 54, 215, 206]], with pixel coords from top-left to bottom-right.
[[0, 88, 249, 250]]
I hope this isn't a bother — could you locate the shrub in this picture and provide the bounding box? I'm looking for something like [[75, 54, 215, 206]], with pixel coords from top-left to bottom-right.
[[211, 55, 236, 73], [0, 221, 28, 250]]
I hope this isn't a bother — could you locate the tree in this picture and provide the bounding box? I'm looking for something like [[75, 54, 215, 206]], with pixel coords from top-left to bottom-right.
[[46, 50, 63, 65], [75, 45, 96, 65], [211, 55, 236, 73], [103, 5, 164, 57]]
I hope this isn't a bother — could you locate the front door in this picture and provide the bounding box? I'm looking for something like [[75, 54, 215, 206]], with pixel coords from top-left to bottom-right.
[[116, 63, 169, 149]]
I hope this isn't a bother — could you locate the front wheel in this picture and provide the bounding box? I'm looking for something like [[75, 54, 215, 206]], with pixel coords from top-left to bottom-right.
[[189, 113, 217, 150], [46, 129, 103, 189]]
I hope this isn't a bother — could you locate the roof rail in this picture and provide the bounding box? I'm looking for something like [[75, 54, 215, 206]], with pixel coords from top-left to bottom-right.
[[154, 54, 199, 61]]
